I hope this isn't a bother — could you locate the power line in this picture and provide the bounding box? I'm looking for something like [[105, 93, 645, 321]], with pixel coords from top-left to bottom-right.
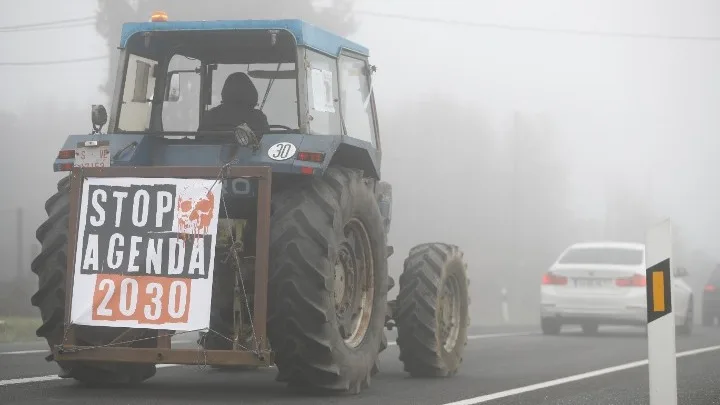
[[4, 12, 717, 42], [0, 16, 94, 31], [0, 55, 107, 66], [355, 10, 720, 42], [0, 21, 95, 33]]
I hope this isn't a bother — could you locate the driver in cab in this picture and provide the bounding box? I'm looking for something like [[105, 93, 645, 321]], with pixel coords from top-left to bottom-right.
[[199, 72, 270, 135]]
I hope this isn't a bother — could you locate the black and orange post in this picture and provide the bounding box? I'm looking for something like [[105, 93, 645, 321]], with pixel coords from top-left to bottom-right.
[[645, 220, 677, 405], [646, 258, 672, 323]]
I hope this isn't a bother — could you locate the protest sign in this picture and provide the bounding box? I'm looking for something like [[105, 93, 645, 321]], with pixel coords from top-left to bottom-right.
[[69, 177, 222, 331]]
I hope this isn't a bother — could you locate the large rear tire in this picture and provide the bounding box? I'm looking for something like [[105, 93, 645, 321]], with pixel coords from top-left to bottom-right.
[[395, 243, 470, 377], [30, 176, 156, 385], [267, 167, 388, 394]]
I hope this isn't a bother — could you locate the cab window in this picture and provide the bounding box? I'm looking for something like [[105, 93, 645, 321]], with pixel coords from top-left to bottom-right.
[[305, 50, 341, 135], [338, 54, 376, 146], [161, 55, 200, 132], [117, 54, 157, 131]]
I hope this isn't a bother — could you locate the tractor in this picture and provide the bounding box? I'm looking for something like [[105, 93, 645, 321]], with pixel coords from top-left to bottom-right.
[[30, 14, 470, 394]]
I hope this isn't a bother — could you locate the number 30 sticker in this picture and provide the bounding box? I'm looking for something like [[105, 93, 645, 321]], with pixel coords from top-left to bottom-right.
[[268, 142, 297, 161]]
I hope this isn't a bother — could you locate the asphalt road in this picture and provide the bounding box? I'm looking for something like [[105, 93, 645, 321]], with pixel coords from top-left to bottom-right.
[[2, 324, 720, 404]]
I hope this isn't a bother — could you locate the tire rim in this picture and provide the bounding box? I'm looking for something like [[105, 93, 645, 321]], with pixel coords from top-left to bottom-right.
[[439, 273, 462, 352], [333, 218, 374, 348]]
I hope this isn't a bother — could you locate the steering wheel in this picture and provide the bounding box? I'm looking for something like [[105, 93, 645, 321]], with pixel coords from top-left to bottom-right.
[[268, 124, 293, 131]]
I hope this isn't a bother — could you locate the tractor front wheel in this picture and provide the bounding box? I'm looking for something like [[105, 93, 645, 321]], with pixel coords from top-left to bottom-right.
[[395, 243, 470, 377]]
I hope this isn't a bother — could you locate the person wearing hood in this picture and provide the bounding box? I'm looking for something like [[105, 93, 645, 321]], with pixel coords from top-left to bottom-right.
[[199, 72, 270, 135]]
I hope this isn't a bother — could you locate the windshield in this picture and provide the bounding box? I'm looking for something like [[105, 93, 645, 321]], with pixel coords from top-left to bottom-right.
[[558, 247, 644, 265], [159, 58, 298, 133], [115, 29, 299, 135]]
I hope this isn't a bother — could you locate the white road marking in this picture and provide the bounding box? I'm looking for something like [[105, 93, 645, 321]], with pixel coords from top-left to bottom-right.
[[0, 340, 195, 356], [0, 364, 180, 387], [440, 344, 720, 405], [0, 331, 532, 386], [387, 331, 538, 346], [0, 375, 62, 386], [0, 349, 48, 355]]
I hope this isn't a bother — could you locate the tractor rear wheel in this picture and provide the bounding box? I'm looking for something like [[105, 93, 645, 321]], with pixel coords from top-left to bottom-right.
[[267, 167, 388, 394], [30, 175, 156, 386], [395, 243, 470, 377]]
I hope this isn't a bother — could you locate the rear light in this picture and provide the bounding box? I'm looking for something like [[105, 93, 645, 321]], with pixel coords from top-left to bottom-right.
[[705, 284, 717, 292], [542, 272, 568, 285], [53, 162, 74, 172], [297, 152, 325, 163], [300, 166, 314, 175], [57, 149, 75, 159], [616, 274, 646, 287]]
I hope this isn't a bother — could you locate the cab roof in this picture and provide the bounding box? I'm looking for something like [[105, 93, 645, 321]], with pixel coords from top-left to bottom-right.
[[119, 19, 369, 57]]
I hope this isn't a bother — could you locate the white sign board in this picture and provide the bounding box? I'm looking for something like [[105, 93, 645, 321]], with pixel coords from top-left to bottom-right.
[[267, 142, 297, 161], [310, 67, 335, 113], [69, 177, 222, 331]]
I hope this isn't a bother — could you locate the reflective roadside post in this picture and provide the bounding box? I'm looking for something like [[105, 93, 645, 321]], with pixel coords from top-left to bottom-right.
[[646, 219, 677, 405]]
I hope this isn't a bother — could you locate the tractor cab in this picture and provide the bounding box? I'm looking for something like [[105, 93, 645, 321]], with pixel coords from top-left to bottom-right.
[[54, 15, 381, 177], [108, 15, 378, 147]]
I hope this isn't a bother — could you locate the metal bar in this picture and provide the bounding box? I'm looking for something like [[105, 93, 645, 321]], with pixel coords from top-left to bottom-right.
[[252, 170, 272, 351], [157, 331, 172, 349], [54, 347, 274, 366]]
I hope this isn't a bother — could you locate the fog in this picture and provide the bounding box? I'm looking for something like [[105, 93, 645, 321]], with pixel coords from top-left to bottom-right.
[[1, 0, 719, 325]]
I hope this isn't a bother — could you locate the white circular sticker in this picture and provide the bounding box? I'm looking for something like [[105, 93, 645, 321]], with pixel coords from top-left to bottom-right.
[[267, 142, 297, 161]]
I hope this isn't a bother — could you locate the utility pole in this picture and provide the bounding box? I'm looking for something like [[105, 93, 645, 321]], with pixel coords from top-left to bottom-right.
[[604, 175, 610, 239], [17, 207, 23, 280], [509, 112, 520, 274]]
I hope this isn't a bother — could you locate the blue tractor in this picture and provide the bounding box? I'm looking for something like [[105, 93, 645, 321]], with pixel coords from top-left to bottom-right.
[[31, 15, 470, 394]]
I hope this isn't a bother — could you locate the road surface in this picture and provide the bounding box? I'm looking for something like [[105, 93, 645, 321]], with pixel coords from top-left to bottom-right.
[[2, 325, 720, 404]]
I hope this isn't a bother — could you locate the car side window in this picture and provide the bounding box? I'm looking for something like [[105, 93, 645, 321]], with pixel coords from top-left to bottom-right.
[[338, 54, 377, 146]]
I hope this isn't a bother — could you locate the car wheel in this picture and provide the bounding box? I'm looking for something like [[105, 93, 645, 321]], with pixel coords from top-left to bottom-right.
[[702, 311, 714, 327], [541, 318, 561, 335], [678, 299, 693, 336], [581, 323, 599, 335]]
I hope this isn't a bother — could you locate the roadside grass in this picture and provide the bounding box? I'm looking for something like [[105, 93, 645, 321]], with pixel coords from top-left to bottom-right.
[[0, 317, 42, 343]]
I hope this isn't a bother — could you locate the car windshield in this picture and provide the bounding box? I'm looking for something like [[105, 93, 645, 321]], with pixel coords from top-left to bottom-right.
[[558, 247, 644, 265]]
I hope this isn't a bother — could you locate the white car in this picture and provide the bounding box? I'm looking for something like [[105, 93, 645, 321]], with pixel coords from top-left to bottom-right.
[[540, 241, 694, 335]]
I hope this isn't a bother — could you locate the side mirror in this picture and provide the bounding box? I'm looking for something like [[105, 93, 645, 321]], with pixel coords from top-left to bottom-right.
[[165, 72, 181, 102], [674, 267, 689, 278], [91, 104, 107, 132]]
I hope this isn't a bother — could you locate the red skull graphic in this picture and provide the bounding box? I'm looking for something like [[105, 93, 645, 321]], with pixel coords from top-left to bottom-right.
[[177, 191, 215, 235]]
